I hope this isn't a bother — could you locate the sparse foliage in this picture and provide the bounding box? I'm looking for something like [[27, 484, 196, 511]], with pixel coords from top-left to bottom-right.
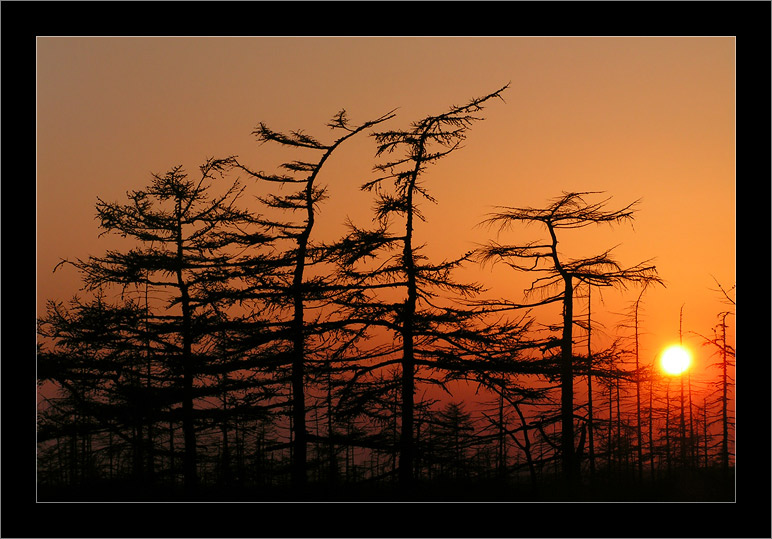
[[477, 191, 663, 483], [37, 96, 732, 503]]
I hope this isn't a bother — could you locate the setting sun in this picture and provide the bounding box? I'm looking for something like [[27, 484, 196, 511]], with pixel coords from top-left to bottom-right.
[[660, 344, 692, 375]]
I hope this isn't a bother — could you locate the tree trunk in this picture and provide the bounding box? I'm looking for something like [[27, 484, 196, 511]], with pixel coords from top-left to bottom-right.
[[720, 313, 730, 474], [180, 291, 196, 491], [290, 306, 307, 488], [634, 293, 643, 480], [608, 381, 613, 473], [498, 392, 507, 478], [326, 371, 338, 485], [648, 378, 655, 480], [665, 381, 671, 475], [169, 416, 175, 486], [560, 275, 576, 484], [702, 398, 709, 468], [586, 287, 595, 479], [176, 203, 197, 492], [288, 178, 316, 489], [399, 235, 417, 487], [616, 377, 623, 473], [398, 166, 419, 489], [547, 218, 577, 486], [513, 402, 538, 493]]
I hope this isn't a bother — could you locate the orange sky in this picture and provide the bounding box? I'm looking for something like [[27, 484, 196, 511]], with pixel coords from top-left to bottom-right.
[[36, 37, 735, 390]]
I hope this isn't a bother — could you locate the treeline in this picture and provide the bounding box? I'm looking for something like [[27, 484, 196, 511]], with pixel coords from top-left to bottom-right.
[[36, 85, 735, 500]]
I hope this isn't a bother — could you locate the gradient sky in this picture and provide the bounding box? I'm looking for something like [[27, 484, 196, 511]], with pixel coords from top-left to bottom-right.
[[37, 37, 735, 386]]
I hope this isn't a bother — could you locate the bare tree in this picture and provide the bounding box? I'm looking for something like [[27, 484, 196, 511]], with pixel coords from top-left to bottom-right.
[[614, 281, 654, 479], [693, 280, 735, 475]]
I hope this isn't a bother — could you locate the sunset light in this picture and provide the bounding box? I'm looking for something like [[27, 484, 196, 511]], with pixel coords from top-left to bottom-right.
[[660, 344, 692, 375], [34, 28, 737, 514]]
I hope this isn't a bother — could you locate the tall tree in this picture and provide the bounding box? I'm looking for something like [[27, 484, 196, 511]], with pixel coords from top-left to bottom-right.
[[693, 280, 735, 476], [233, 109, 395, 488], [332, 84, 510, 488], [614, 282, 653, 479], [477, 191, 663, 485], [51, 158, 271, 491]]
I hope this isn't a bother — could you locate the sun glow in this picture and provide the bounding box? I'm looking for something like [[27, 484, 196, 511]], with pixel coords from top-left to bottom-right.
[[660, 344, 691, 375]]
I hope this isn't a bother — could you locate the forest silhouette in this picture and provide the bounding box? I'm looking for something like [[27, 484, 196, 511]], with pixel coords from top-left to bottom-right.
[[36, 85, 735, 503]]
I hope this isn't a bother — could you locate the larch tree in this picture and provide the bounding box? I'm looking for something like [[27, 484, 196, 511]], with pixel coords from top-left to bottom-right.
[[477, 191, 663, 485], [614, 281, 653, 480], [38, 292, 150, 485], [330, 84, 511, 488], [50, 157, 272, 491], [693, 279, 735, 475], [232, 109, 395, 488]]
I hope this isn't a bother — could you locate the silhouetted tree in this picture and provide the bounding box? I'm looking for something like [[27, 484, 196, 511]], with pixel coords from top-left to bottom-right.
[[477, 191, 662, 485], [232, 109, 395, 488], [430, 401, 475, 480], [693, 281, 735, 476], [614, 282, 654, 479], [478, 391, 511, 479], [38, 292, 157, 485], [330, 84, 510, 488], [478, 383, 550, 492], [48, 158, 272, 491], [584, 287, 597, 477]]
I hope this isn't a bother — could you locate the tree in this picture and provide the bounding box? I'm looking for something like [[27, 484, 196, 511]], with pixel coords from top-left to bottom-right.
[[232, 109, 395, 488], [49, 158, 272, 491], [38, 293, 150, 484], [430, 402, 476, 480], [614, 281, 653, 479], [477, 191, 663, 485], [693, 279, 735, 475], [330, 84, 510, 488]]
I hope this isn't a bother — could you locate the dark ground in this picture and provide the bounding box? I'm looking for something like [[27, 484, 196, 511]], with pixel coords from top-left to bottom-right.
[[37, 467, 734, 503]]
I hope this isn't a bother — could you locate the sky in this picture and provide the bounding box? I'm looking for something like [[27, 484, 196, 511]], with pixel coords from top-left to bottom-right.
[[36, 36, 735, 392]]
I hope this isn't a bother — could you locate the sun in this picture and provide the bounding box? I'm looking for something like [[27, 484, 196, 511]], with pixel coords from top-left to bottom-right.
[[660, 344, 691, 375]]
